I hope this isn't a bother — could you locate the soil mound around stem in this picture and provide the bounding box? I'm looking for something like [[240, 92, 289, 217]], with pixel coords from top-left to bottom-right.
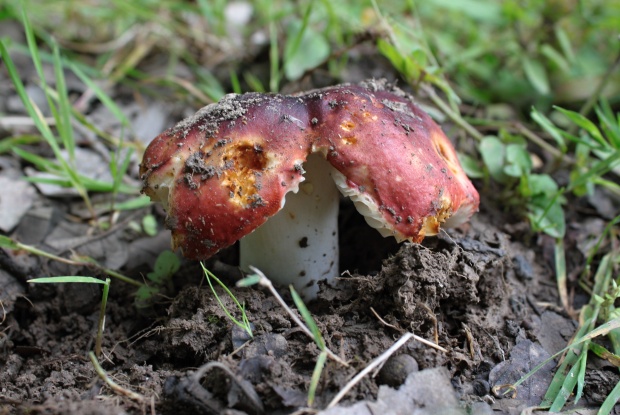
[[3, 212, 590, 414]]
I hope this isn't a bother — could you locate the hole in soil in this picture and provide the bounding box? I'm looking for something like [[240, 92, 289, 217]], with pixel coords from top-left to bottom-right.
[[338, 198, 400, 274]]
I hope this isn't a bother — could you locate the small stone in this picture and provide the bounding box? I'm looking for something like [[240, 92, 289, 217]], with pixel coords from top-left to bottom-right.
[[243, 333, 288, 358], [513, 254, 533, 280], [473, 379, 490, 396], [231, 324, 255, 349], [0, 177, 37, 232], [377, 354, 419, 387], [468, 401, 494, 415]]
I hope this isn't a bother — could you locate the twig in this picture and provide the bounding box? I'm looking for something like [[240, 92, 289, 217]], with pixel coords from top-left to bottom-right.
[[418, 301, 440, 346], [327, 332, 447, 409], [462, 323, 476, 360], [0, 300, 6, 325], [167, 76, 214, 104], [370, 307, 400, 331], [249, 266, 348, 367], [89, 351, 145, 402], [58, 27, 138, 54], [0, 116, 56, 128]]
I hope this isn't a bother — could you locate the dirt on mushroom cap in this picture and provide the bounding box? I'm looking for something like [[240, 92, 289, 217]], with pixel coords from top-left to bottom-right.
[[139, 80, 480, 259]]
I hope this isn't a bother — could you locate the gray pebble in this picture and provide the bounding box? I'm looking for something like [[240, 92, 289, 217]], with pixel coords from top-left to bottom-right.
[[377, 354, 419, 387]]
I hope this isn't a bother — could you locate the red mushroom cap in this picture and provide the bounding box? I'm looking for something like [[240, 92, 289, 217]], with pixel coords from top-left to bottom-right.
[[140, 80, 480, 259], [140, 93, 312, 258], [304, 80, 479, 242]]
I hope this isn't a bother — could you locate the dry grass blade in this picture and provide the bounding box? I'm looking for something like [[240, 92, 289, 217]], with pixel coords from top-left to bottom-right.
[[326, 332, 447, 409]]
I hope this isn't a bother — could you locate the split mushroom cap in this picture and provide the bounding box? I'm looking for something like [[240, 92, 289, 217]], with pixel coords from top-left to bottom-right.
[[140, 80, 479, 261]]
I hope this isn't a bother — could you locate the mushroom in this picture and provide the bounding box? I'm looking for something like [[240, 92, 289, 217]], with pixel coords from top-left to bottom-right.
[[140, 80, 479, 299]]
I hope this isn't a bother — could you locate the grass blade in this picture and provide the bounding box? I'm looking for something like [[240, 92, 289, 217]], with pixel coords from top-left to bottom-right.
[[290, 286, 325, 350], [549, 351, 586, 411], [555, 106, 608, 148], [112, 195, 152, 210], [52, 42, 75, 162], [0, 135, 41, 153], [269, 20, 279, 92], [0, 41, 57, 150], [201, 263, 253, 338], [69, 62, 130, 127], [308, 350, 327, 407], [531, 107, 567, 152], [554, 238, 569, 312], [540, 320, 591, 407], [12, 147, 63, 172], [28, 276, 108, 284], [599, 380, 620, 415]]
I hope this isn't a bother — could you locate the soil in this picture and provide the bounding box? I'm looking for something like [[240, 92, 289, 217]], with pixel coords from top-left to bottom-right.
[[0, 27, 617, 415], [1, 195, 611, 415]]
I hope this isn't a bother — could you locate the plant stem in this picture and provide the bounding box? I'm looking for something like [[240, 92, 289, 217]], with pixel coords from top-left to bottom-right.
[[95, 278, 111, 358], [515, 123, 576, 164], [422, 85, 484, 141], [89, 351, 145, 402]]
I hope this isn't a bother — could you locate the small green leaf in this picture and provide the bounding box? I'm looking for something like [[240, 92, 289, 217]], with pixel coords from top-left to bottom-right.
[[457, 152, 484, 179], [479, 136, 508, 182], [148, 250, 179, 283], [555, 107, 607, 148], [522, 57, 550, 95], [142, 214, 158, 236], [531, 107, 567, 151], [504, 144, 532, 177], [554, 25, 575, 64], [134, 285, 160, 308], [529, 173, 559, 195], [540, 44, 570, 73], [378, 39, 418, 82], [237, 274, 262, 287], [283, 23, 330, 80], [526, 174, 565, 238]]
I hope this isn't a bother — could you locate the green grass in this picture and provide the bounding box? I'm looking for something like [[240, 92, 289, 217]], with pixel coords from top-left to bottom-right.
[[1, 0, 619, 411], [0, 8, 140, 223], [202, 263, 254, 339], [291, 286, 328, 407], [28, 276, 111, 357]]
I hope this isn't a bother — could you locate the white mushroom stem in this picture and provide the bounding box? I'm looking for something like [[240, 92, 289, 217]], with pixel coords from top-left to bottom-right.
[[240, 154, 339, 300]]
